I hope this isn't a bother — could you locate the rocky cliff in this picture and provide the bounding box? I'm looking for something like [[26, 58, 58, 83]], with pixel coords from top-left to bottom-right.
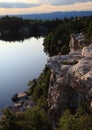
[[69, 33, 85, 52], [47, 44, 92, 127]]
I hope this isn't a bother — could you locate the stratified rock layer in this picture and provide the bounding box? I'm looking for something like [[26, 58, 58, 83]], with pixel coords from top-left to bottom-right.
[[48, 44, 92, 126]]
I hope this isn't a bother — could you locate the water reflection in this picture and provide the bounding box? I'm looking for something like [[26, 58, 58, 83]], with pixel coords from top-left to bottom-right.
[[0, 37, 47, 111], [0, 33, 42, 42]]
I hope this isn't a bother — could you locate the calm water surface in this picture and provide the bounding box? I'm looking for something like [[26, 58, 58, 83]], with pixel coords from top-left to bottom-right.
[[0, 37, 47, 111]]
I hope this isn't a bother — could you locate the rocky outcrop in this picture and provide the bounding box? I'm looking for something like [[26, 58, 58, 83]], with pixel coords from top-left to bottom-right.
[[6, 92, 36, 112], [12, 92, 28, 102], [69, 33, 85, 52], [47, 44, 92, 127], [6, 98, 36, 112]]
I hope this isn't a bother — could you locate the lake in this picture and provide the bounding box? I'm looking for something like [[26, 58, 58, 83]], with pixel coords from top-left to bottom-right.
[[0, 37, 47, 112]]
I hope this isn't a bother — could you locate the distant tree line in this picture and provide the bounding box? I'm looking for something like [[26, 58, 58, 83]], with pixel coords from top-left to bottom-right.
[[0, 15, 92, 46], [0, 16, 63, 41]]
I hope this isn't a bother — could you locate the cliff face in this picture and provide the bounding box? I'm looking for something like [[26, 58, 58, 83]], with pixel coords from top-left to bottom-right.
[[47, 44, 92, 126], [69, 33, 85, 52]]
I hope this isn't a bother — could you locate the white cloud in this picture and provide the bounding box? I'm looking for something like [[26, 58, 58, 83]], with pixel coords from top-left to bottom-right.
[[0, 0, 39, 3], [38, 0, 92, 6], [0, 0, 91, 15], [0, 2, 40, 8], [0, 0, 92, 8]]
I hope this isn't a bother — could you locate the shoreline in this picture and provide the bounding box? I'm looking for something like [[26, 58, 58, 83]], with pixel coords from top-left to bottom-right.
[[4, 92, 36, 113]]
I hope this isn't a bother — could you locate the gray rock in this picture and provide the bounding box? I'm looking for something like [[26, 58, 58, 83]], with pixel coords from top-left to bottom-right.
[[47, 44, 92, 127], [12, 92, 28, 102]]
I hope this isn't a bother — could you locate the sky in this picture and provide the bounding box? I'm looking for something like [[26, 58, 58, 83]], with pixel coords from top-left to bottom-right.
[[0, 0, 92, 15]]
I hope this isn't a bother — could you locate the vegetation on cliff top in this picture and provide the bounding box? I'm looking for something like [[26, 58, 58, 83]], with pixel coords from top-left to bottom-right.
[[44, 16, 92, 56], [27, 66, 51, 110]]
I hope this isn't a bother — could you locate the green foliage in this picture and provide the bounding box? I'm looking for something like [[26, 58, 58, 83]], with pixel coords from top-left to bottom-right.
[[57, 109, 92, 130], [0, 16, 26, 32], [85, 21, 92, 44], [0, 16, 64, 41], [0, 15, 92, 44], [60, 43, 70, 55], [28, 66, 50, 109], [0, 109, 18, 130], [24, 106, 51, 130], [27, 79, 37, 95], [43, 24, 70, 56], [43, 16, 92, 56], [0, 106, 51, 130]]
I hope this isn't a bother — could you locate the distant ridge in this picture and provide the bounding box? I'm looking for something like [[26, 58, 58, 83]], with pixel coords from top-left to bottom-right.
[[1, 11, 92, 20]]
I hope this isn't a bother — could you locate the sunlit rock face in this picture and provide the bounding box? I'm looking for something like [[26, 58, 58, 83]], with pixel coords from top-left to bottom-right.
[[47, 44, 92, 126], [69, 33, 85, 52], [82, 44, 92, 56]]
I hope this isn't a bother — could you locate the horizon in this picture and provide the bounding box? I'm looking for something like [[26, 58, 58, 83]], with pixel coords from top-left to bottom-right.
[[0, 0, 92, 15], [0, 10, 91, 17]]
